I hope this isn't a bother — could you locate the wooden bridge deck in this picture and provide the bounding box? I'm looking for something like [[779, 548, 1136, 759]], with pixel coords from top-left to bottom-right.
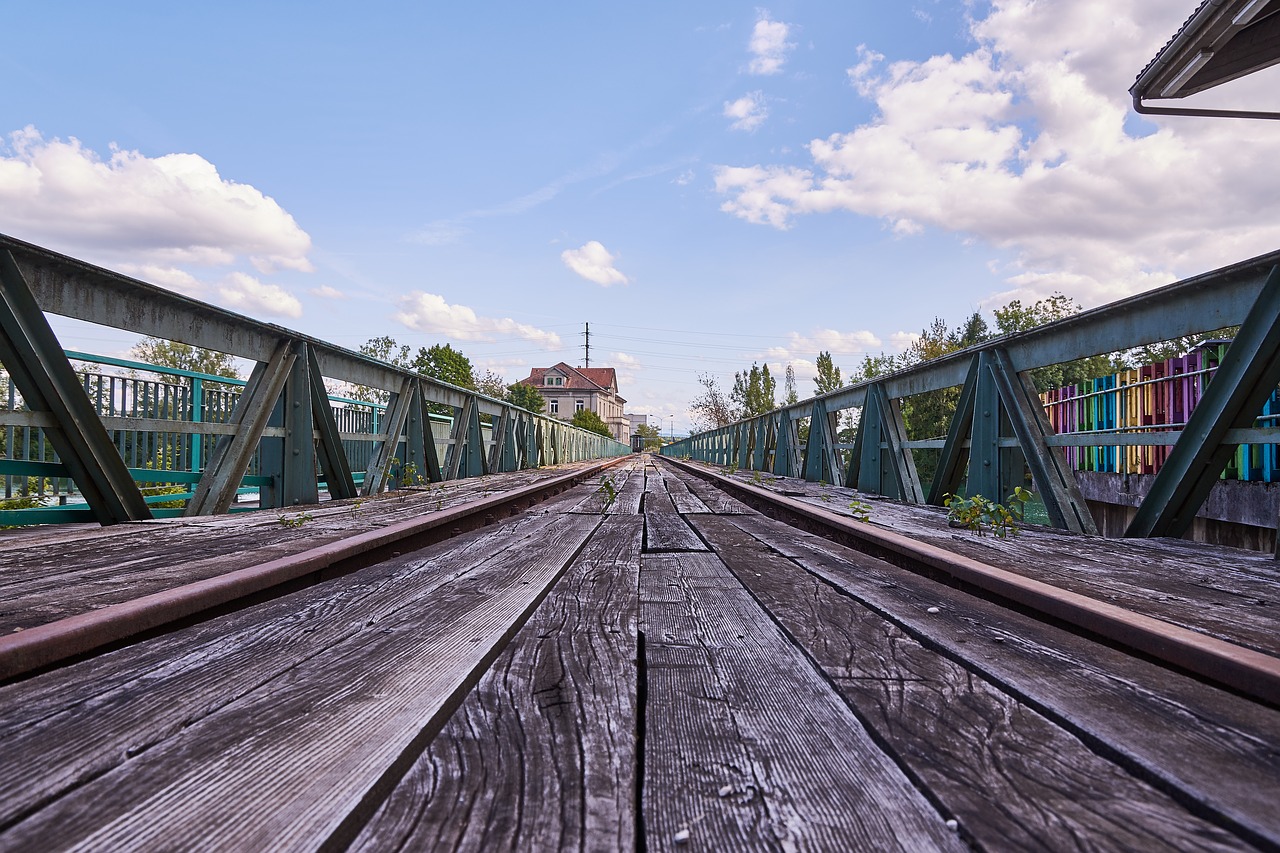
[[1, 456, 1277, 851]]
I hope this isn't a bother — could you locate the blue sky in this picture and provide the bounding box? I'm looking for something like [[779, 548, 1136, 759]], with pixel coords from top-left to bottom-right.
[[5, 1, 1280, 432]]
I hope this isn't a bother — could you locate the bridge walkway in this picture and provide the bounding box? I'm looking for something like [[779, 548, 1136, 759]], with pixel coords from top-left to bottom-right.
[[0, 456, 1276, 851]]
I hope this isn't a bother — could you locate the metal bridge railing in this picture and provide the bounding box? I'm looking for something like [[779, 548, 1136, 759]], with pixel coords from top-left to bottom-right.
[[0, 235, 630, 526], [663, 250, 1280, 542]]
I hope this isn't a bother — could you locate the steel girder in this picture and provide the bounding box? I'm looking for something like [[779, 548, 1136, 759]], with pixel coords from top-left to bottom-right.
[[925, 351, 1095, 533], [308, 345, 358, 500], [0, 251, 150, 524], [847, 383, 923, 502], [188, 340, 297, 515], [1127, 265, 1280, 539], [802, 398, 840, 483]]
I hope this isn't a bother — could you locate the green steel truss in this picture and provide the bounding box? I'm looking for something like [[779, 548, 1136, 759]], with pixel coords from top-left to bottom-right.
[[663, 254, 1280, 550], [0, 237, 629, 526]]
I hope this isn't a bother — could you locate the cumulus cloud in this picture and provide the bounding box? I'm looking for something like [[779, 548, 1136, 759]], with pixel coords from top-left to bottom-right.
[[714, 0, 1280, 307], [219, 272, 303, 319], [724, 92, 769, 131], [394, 292, 562, 349], [747, 12, 794, 75], [115, 263, 205, 297], [760, 329, 884, 377], [561, 240, 630, 286], [0, 126, 312, 273], [310, 284, 346, 299]]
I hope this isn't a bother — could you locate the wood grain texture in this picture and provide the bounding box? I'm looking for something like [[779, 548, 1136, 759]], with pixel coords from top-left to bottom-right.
[[659, 467, 754, 514], [0, 513, 601, 851], [350, 514, 643, 852], [661, 469, 711, 514], [643, 491, 706, 553], [717, 511, 1280, 849], [640, 551, 963, 852], [692, 513, 1249, 852], [0, 461, 607, 635], [708, 465, 1280, 657]]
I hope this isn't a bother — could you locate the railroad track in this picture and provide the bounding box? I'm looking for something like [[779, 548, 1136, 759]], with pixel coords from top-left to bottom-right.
[[0, 456, 628, 683], [660, 455, 1280, 709]]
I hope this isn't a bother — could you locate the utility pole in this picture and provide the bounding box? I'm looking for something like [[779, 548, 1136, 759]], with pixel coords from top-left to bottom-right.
[[583, 322, 590, 367]]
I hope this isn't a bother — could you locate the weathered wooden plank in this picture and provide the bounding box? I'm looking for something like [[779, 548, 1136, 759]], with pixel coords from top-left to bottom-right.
[[561, 459, 642, 514], [691, 513, 1248, 851], [640, 551, 962, 851], [654, 464, 752, 514], [350, 514, 642, 852], [0, 462, 607, 635], [661, 473, 711, 514], [0, 513, 601, 850], [643, 492, 706, 552], [706, 466, 1280, 657], [717, 512, 1280, 848]]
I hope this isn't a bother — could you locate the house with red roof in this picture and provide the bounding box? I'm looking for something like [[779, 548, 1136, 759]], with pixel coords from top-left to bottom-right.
[[516, 362, 629, 443]]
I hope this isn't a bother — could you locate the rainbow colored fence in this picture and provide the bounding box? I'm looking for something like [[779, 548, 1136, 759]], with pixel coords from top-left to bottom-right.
[[1042, 341, 1280, 481]]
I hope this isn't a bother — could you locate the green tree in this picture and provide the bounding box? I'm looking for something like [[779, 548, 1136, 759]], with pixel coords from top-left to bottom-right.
[[731, 362, 776, 418], [814, 351, 843, 395], [352, 337, 477, 408], [783, 364, 799, 406], [473, 368, 507, 399], [131, 337, 241, 386], [506, 382, 546, 413], [358, 335, 412, 369], [634, 423, 663, 450], [689, 373, 737, 431], [571, 407, 613, 437], [994, 293, 1116, 391], [412, 343, 475, 390]]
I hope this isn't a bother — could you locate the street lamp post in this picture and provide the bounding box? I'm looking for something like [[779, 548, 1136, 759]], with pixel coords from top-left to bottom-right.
[[669, 414, 675, 442]]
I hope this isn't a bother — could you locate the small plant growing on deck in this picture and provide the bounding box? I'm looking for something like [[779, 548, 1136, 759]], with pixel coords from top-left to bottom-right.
[[848, 499, 872, 522], [597, 475, 617, 512], [944, 488, 1031, 538], [277, 512, 313, 529]]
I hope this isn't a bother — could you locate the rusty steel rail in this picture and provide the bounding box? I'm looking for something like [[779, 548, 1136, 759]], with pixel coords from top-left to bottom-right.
[[0, 457, 627, 682], [660, 456, 1280, 708]]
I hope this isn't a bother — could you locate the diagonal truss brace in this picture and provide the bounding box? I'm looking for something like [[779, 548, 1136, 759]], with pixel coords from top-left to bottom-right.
[[363, 376, 417, 496], [188, 340, 297, 516], [847, 383, 923, 502], [0, 250, 150, 524], [927, 350, 1095, 534], [1128, 265, 1280, 539]]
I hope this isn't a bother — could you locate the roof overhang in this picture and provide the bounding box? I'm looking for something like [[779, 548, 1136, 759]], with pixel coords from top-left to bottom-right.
[[1132, 0, 1280, 119]]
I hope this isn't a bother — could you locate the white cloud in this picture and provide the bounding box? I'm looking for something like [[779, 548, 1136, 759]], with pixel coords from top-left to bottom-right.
[[674, 169, 695, 186], [714, 0, 1280, 307], [888, 330, 921, 352], [115, 263, 204, 297], [561, 240, 630, 286], [747, 13, 795, 75], [724, 92, 769, 132], [0, 126, 312, 273], [394, 292, 562, 349], [310, 284, 346, 299], [219, 272, 303, 319], [609, 351, 642, 391], [761, 329, 883, 371]]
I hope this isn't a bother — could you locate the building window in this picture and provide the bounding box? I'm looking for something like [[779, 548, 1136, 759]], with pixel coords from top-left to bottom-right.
[[549, 399, 558, 414], [576, 399, 585, 412]]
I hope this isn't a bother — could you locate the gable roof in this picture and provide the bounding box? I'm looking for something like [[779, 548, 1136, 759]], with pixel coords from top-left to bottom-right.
[[521, 362, 618, 392]]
